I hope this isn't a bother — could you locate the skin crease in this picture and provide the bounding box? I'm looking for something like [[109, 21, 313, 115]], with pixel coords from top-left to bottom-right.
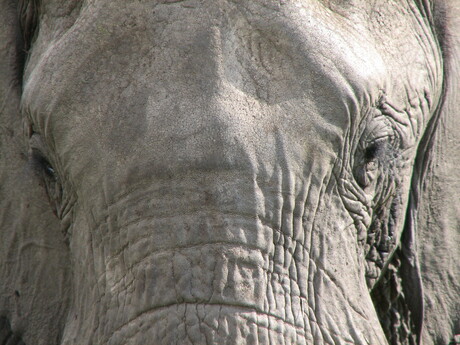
[[1, 0, 459, 345]]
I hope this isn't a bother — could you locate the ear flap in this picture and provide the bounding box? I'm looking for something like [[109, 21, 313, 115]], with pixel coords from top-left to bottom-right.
[[0, 1, 70, 344], [371, 2, 460, 345], [413, 1, 460, 343]]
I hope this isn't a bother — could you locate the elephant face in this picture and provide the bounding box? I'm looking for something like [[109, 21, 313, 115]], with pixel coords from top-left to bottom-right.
[[2, 0, 456, 344]]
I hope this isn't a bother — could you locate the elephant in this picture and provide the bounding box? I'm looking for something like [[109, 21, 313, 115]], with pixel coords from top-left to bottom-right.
[[0, 0, 459, 344]]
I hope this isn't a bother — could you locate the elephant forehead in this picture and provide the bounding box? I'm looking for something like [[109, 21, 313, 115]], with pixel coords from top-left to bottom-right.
[[24, 0, 387, 107], [22, 0, 440, 115], [21, 0, 439, 187]]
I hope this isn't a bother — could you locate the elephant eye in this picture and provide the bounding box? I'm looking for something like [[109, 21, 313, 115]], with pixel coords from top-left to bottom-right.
[[354, 137, 390, 189], [29, 133, 58, 180], [32, 149, 57, 181], [30, 147, 63, 217], [364, 142, 380, 161]]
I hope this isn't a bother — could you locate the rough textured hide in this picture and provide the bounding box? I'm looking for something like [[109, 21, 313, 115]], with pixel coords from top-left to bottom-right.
[[416, 2, 460, 344], [0, 0, 458, 344], [0, 1, 70, 344]]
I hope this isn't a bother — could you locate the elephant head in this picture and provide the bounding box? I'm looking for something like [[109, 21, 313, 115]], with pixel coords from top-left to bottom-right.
[[1, 0, 459, 344]]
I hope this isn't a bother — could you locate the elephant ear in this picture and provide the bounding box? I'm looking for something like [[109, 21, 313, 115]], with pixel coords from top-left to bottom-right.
[[415, 1, 460, 343], [371, 2, 460, 345], [0, 1, 70, 344]]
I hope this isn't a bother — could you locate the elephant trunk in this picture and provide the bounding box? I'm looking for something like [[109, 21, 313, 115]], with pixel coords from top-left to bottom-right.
[[61, 172, 388, 345]]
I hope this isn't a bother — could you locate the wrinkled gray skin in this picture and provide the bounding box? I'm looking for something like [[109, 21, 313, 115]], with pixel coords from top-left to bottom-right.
[[0, 0, 459, 344]]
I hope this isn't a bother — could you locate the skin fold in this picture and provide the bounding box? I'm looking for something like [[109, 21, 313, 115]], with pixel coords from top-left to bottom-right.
[[0, 0, 458, 344]]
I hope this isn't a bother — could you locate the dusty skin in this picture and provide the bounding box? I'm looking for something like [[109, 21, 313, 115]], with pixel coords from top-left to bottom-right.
[[0, 0, 459, 344]]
